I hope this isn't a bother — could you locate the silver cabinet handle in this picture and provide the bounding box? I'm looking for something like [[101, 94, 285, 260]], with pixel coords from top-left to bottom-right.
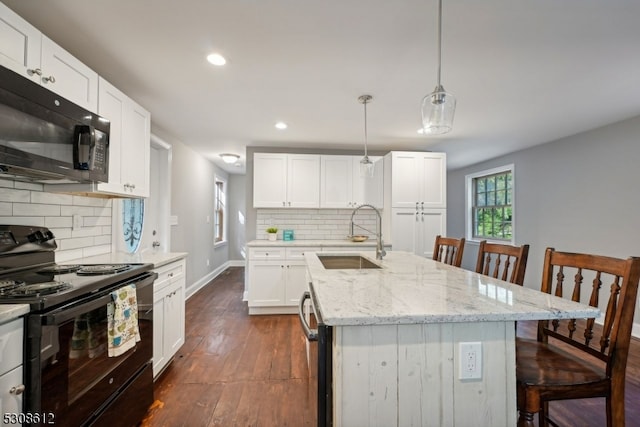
[[282, 201, 286, 206], [42, 75, 56, 84], [10, 384, 25, 395], [27, 68, 42, 76]]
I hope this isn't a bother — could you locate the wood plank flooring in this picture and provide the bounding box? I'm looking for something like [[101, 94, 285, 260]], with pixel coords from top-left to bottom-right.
[[142, 266, 640, 426]]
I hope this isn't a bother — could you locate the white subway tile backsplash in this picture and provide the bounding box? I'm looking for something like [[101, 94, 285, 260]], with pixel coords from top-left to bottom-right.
[[0, 180, 112, 259], [257, 208, 381, 241]]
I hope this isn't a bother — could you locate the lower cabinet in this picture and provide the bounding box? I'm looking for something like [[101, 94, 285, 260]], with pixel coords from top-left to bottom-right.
[[389, 208, 446, 258], [152, 259, 186, 378], [247, 247, 320, 315], [0, 318, 24, 425]]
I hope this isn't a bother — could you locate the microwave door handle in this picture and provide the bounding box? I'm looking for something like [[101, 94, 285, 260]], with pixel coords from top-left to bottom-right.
[[298, 291, 318, 341], [73, 125, 95, 170]]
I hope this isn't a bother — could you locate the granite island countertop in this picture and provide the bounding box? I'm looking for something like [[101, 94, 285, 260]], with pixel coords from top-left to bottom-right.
[[305, 250, 600, 326]]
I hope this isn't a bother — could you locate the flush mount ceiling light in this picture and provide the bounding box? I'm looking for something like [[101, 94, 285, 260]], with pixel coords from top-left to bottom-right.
[[220, 153, 240, 164], [421, 0, 456, 135], [275, 121, 288, 130], [207, 53, 226, 66], [358, 94, 375, 179]]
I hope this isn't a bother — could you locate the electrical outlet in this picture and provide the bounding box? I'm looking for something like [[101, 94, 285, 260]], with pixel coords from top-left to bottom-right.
[[459, 342, 482, 380]]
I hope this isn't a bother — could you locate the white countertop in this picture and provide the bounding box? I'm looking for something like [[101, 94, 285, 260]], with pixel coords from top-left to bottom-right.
[[70, 251, 188, 269], [305, 250, 600, 326], [0, 304, 29, 324], [248, 239, 390, 248]]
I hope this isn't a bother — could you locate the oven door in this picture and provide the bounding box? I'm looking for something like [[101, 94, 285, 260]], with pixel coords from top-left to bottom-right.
[[25, 272, 155, 427]]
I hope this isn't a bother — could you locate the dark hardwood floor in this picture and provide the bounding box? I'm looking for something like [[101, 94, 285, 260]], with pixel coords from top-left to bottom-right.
[[142, 266, 640, 426]]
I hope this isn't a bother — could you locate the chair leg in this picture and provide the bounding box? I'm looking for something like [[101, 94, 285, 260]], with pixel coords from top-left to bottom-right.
[[607, 395, 624, 427], [540, 402, 549, 427], [517, 410, 536, 427]]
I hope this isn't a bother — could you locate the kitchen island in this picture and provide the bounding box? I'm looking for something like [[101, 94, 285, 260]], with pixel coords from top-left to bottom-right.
[[304, 250, 600, 427]]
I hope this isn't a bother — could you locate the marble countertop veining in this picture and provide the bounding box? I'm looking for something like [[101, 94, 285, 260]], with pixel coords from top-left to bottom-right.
[[305, 250, 600, 326]]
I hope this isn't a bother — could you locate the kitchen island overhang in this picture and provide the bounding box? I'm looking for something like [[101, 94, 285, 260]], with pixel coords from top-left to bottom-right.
[[304, 250, 600, 427]]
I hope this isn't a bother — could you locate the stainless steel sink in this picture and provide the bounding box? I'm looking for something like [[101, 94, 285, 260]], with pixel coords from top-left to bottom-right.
[[317, 255, 381, 269]]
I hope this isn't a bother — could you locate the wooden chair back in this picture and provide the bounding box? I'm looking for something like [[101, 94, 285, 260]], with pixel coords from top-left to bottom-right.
[[538, 247, 640, 369], [432, 235, 465, 267], [475, 240, 530, 286]]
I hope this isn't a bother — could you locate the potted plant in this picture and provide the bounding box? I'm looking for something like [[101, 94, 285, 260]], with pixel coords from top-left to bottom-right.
[[266, 227, 278, 241]]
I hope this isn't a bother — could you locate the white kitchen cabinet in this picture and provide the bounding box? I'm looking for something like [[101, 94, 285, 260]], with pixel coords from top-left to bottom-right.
[[320, 155, 383, 209], [387, 151, 446, 208], [253, 153, 320, 208], [247, 246, 320, 314], [0, 318, 24, 426], [0, 3, 98, 112], [390, 208, 446, 258], [152, 259, 186, 378]]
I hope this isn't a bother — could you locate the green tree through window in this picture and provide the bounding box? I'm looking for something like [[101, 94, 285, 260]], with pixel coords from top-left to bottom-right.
[[472, 170, 512, 240]]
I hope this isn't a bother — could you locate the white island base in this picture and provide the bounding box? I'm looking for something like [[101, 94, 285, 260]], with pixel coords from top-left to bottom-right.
[[333, 321, 516, 426]]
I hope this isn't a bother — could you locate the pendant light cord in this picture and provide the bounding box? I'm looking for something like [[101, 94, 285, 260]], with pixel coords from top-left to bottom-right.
[[436, 0, 443, 88], [363, 99, 369, 157]]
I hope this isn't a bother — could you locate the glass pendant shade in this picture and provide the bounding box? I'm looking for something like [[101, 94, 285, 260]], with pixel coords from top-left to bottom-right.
[[422, 85, 456, 135], [360, 155, 374, 178]]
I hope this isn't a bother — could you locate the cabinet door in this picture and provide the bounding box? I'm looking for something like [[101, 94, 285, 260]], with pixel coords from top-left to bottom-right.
[[390, 208, 420, 254], [417, 209, 446, 259], [0, 366, 23, 424], [164, 280, 185, 357], [97, 78, 125, 194], [288, 154, 320, 208], [284, 261, 308, 306], [353, 156, 384, 208], [420, 153, 446, 208], [253, 153, 288, 207], [0, 2, 41, 83], [320, 155, 353, 208], [40, 36, 98, 112], [390, 152, 421, 208], [122, 99, 151, 197], [248, 261, 285, 306], [152, 292, 166, 377]]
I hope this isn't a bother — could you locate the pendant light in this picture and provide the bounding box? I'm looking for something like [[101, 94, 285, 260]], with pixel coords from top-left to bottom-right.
[[421, 0, 456, 135], [358, 94, 374, 178]]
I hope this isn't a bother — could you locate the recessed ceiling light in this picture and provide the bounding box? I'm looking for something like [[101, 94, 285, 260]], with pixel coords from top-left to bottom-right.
[[207, 53, 226, 66], [275, 122, 288, 130]]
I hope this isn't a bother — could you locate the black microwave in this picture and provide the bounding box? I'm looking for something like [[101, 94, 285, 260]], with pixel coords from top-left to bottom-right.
[[0, 64, 109, 183]]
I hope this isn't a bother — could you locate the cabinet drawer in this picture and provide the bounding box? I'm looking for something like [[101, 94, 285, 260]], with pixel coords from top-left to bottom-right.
[[153, 260, 185, 293], [248, 247, 285, 260], [0, 318, 23, 376], [285, 247, 320, 260]]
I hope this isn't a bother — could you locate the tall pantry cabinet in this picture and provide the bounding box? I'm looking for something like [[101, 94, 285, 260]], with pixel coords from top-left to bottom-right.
[[383, 151, 447, 259]]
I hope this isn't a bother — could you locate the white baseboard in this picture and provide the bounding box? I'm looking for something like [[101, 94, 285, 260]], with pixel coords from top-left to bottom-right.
[[185, 260, 244, 300]]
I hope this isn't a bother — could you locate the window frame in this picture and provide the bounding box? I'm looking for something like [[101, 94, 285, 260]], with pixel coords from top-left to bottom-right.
[[465, 164, 515, 244], [214, 175, 227, 247]]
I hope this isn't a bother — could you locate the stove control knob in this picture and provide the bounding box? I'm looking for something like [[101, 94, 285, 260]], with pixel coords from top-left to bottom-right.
[[28, 231, 45, 242]]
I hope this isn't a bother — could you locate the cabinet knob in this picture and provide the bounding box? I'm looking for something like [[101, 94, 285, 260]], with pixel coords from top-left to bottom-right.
[[27, 68, 42, 76], [42, 75, 56, 84], [282, 201, 286, 206], [288, 201, 291, 206], [10, 384, 25, 395]]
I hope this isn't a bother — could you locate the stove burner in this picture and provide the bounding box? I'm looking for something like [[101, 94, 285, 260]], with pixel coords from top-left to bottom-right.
[[38, 264, 81, 274], [77, 265, 131, 276], [8, 281, 71, 296], [0, 279, 25, 294]]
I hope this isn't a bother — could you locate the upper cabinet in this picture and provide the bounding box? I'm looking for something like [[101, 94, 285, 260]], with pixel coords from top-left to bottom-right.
[[0, 3, 98, 112], [320, 155, 384, 209], [387, 151, 446, 209], [253, 153, 320, 208], [95, 78, 150, 198]]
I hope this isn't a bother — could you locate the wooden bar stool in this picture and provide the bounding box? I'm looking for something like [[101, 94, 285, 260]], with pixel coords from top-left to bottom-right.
[[432, 235, 465, 267], [516, 248, 640, 427], [475, 240, 530, 286]]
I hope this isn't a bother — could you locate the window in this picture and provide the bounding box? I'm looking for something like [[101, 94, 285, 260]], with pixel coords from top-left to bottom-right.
[[214, 177, 226, 244], [466, 165, 514, 242]]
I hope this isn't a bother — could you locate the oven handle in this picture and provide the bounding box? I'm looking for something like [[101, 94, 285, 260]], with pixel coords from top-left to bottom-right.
[[43, 273, 156, 325], [298, 291, 318, 341]]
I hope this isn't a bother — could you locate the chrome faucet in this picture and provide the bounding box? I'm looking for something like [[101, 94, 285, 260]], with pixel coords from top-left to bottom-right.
[[349, 204, 386, 260]]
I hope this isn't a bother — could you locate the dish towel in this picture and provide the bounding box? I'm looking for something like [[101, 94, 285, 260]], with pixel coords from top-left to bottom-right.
[[107, 284, 141, 357]]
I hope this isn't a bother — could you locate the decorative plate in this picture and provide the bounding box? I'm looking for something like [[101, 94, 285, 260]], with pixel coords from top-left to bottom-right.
[[122, 198, 144, 253]]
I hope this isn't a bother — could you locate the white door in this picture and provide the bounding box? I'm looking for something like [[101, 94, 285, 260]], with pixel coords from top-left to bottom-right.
[[417, 209, 447, 259], [288, 154, 320, 208], [0, 2, 41, 82], [320, 155, 353, 208], [248, 262, 285, 306], [420, 153, 447, 208], [391, 152, 420, 208], [285, 261, 308, 305], [253, 153, 288, 207], [390, 208, 419, 254]]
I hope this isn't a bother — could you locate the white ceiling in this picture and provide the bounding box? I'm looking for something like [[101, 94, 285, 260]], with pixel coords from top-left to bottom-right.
[[4, 0, 640, 174]]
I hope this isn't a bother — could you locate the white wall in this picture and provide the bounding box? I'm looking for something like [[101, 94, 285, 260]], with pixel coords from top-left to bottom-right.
[[447, 115, 640, 335], [0, 179, 112, 261]]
